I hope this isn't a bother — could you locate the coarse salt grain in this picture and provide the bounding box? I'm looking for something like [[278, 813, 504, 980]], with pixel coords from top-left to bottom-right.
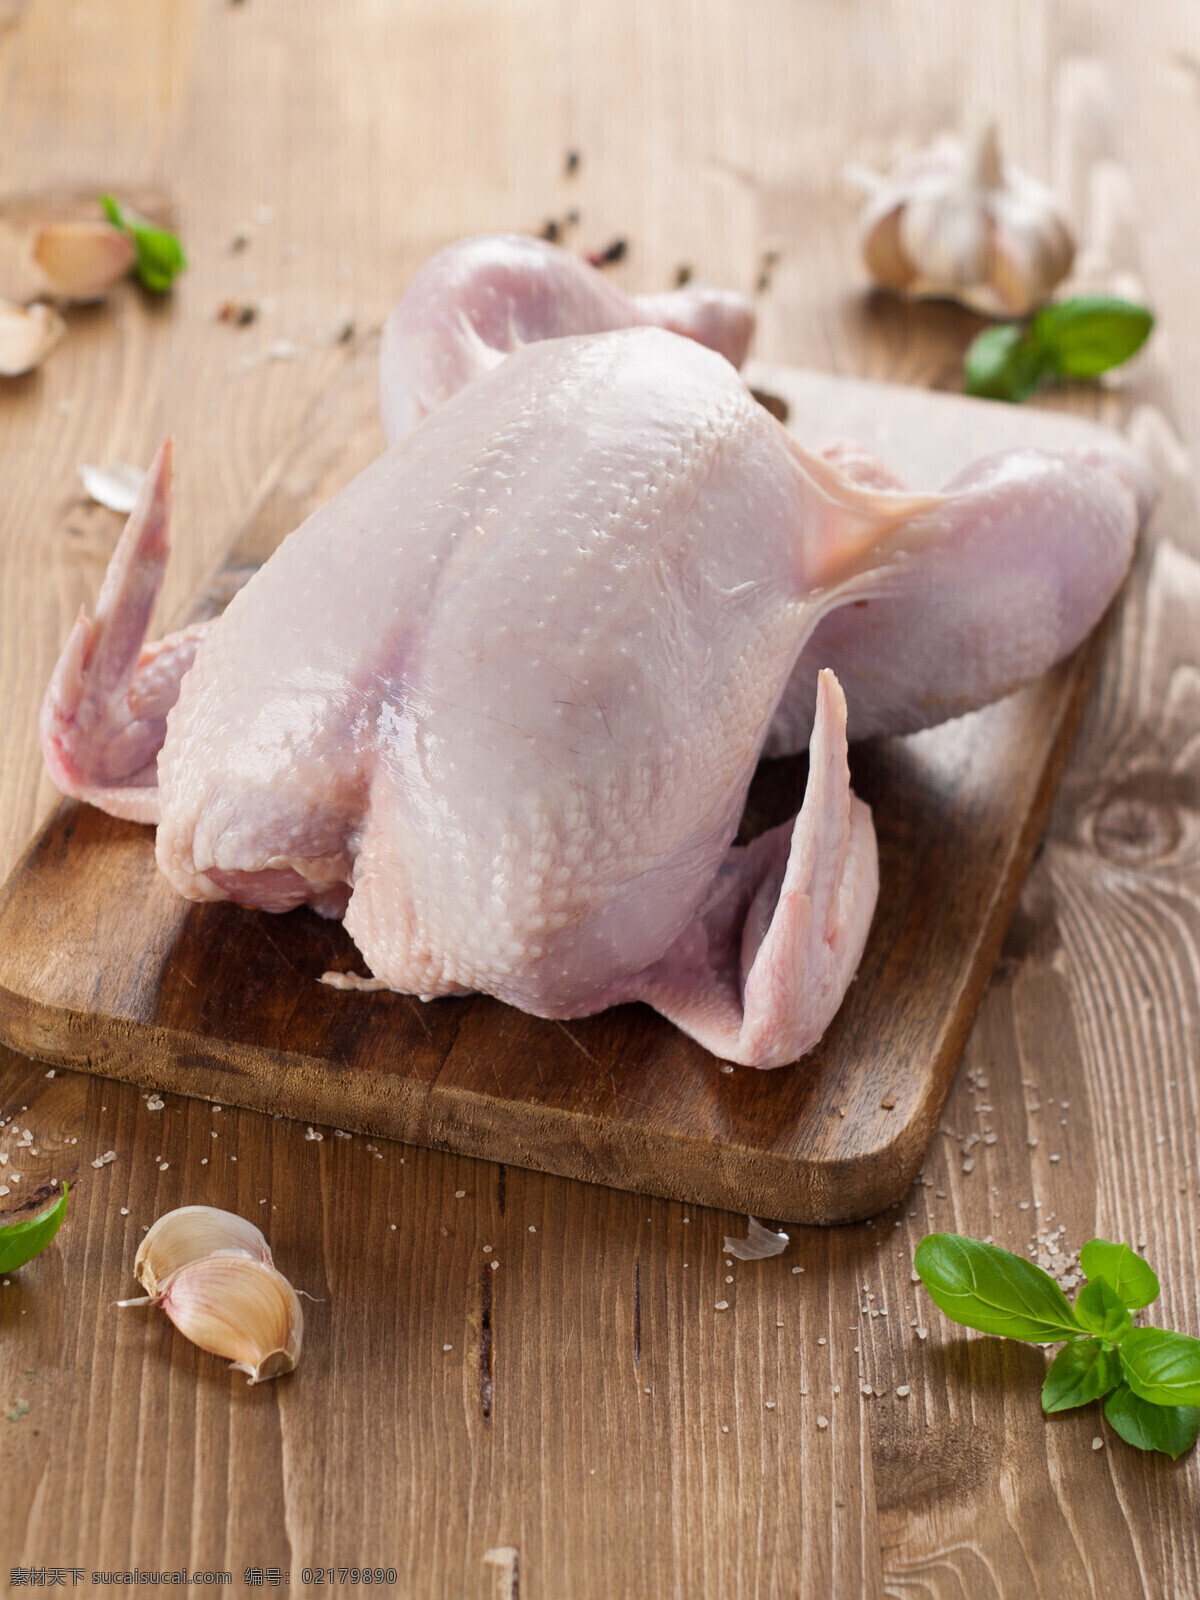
[[896, 1385, 911, 1397], [817, 1416, 829, 1430], [861, 1383, 873, 1396], [120, 1208, 129, 1216], [715, 1301, 729, 1311], [91, 1150, 117, 1168], [454, 1190, 465, 1198], [443, 1344, 453, 1352], [305, 1128, 323, 1141], [1092, 1436, 1103, 1450]]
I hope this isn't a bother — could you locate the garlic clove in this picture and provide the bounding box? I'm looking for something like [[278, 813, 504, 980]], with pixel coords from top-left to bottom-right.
[[860, 203, 915, 290], [988, 188, 1076, 316], [155, 1254, 303, 1384], [0, 299, 66, 375], [900, 190, 991, 292], [32, 221, 136, 301], [134, 1204, 273, 1298]]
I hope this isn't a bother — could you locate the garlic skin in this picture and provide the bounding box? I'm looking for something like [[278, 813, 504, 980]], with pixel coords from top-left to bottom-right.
[[723, 1217, 790, 1260], [134, 1204, 274, 1297], [156, 1254, 303, 1384], [858, 124, 1075, 317], [31, 221, 135, 302], [0, 299, 66, 375]]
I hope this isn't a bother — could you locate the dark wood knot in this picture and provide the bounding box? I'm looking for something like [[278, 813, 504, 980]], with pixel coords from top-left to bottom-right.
[[1090, 794, 1182, 864]]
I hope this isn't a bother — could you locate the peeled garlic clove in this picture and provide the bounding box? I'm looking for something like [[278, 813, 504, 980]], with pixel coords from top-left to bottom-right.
[[156, 1254, 303, 1384], [135, 1204, 273, 1298], [0, 299, 66, 375], [32, 221, 136, 301]]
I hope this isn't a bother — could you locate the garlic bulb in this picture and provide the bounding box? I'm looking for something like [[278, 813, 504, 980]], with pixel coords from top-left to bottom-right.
[[121, 1205, 302, 1383], [31, 221, 135, 301], [155, 1254, 303, 1384], [0, 299, 65, 375], [858, 123, 1075, 317], [134, 1204, 274, 1297]]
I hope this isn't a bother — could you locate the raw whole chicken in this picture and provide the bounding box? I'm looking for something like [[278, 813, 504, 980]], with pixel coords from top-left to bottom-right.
[[40, 235, 1148, 1067]]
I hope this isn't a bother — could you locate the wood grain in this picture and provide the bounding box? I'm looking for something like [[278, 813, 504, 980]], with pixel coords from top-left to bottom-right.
[[1, 1, 1199, 1595], [0, 371, 1129, 1226]]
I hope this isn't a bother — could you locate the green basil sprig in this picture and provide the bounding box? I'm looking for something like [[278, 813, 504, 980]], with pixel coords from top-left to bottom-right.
[[964, 296, 1153, 403], [0, 1184, 68, 1274], [914, 1232, 1200, 1459], [100, 195, 187, 293]]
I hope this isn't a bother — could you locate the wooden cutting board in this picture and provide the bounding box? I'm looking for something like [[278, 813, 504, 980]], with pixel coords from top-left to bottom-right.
[[0, 364, 1146, 1223]]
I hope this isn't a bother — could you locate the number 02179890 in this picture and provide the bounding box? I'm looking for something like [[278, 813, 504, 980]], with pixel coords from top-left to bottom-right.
[[299, 1571, 398, 1586]]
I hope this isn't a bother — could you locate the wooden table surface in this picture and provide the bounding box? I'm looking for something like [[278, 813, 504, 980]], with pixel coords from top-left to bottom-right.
[[3, 3, 1199, 1594]]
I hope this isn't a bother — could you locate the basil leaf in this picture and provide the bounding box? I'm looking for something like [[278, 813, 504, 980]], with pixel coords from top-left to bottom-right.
[[0, 1184, 68, 1273], [100, 194, 187, 293], [1031, 296, 1154, 379], [1073, 1277, 1132, 1343], [1042, 1337, 1122, 1413], [914, 1234, 1082, 1342], [1079, 1239, 1160, 1310], [963, 323, 1047, 403], [1104, 1385, 1200, 1460], [1120, 1327, 1200, 1407]]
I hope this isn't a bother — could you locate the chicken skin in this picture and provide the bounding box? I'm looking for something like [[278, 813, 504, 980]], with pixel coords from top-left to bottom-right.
[[40, 237, 1144, 1066]]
